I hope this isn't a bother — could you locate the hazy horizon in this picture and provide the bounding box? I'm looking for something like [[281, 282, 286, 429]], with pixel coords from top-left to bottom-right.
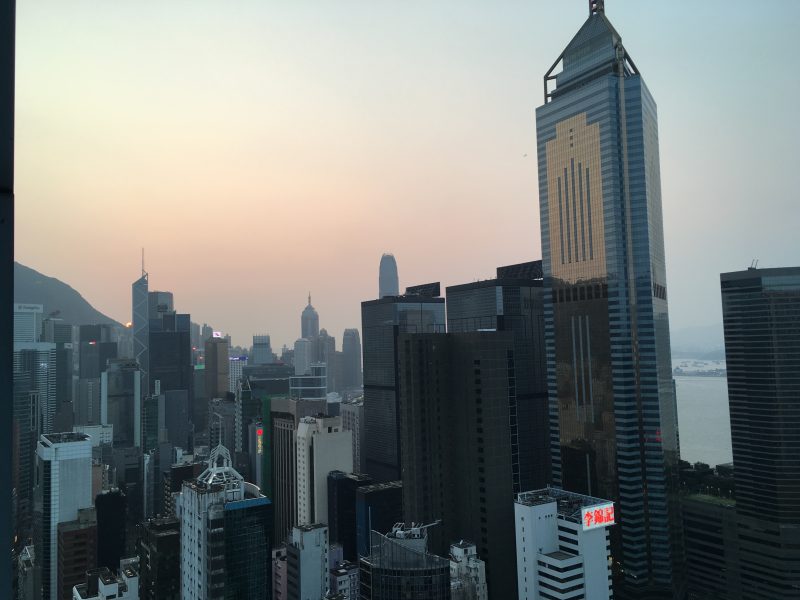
[[14, 0, 800, 349]]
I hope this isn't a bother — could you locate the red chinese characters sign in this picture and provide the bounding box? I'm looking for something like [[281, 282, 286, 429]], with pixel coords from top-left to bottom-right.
[[581, 503, 615, 531]]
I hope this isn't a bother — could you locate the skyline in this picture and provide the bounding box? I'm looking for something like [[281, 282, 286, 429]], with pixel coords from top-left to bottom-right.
[[14, 0, 800, 348]]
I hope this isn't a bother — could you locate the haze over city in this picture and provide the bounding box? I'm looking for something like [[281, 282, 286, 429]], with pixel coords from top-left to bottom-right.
[[13, 0, 800, 348]]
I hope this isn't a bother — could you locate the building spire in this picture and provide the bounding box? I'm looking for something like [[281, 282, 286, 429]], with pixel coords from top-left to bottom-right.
[[141, 247, 146, 277], [590, 0, 604, 15], [308, 292, 311, 306]]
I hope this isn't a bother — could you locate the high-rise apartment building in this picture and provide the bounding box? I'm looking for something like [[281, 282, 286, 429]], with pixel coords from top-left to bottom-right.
[[536, 4, 683, 595], [100, 358, 141, 448], [229, 355, 247, 394], [296, 416, 353, 526], [301, 295, 320, 340], [361, 285, 445, 482], [33, 432, 93, 600], [446, 261, 548, 491], [176, 444, 273, 599], [514, 488, 615, 600], [397, 331, 517, 599], [340, 398, 364, 473], [720, 266, 800, 599], [286, 524, 329, 600], [449, 542, 488, 600], [378, 254, 399, 299], [341, 329, 362, 391], [57, 506, 97, 600]]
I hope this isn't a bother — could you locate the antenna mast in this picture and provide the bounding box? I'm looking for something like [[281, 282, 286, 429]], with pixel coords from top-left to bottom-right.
[[590, 0, 605, 15]]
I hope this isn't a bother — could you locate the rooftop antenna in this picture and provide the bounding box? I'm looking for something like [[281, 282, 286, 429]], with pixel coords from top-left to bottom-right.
[[749, 259, 759, 270], [141, 247, 147, 277], [590, 0, 605, 15]]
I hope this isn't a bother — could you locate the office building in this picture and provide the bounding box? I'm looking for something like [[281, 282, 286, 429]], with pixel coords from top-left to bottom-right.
[[293, 338, 312, 376], [100, 359, 141, 448], [58, 507, 97, 600], [14, 303, 43, 343], [378, 254, 399, 299], [446, 261, 548, 490], [290, 363, 327, 401], [204, 337, 230, 400], [355, 481, 403, 558], [75, 377, 101, 427], [328, 471, 373, 561], [14, 343, 56, 433], [340, 398, 364, 473], [398, 331, 517, 599], [359, 524, 450, 600], [148, 312, 193, 395], [449, 542, 487, 600], [78, 324, 117, 380], [514, 488, 614, 600], [33, 432, 93, 600], [286, 524, 329, 600], [361, 284, 445, 481], [95, 489, 127, 572], [132, 269, 149, 398], [148, 290, 174, 318], [296, 416, 353, 525], [273, 547, 288, 600], [208, 395, 237, 450], [138, 517, 180, 600], [12, 371, 38, 545], [341, 329, 362, 391], [175, 444, 272, 599], [251, 335, 273, 366], [721, 266, 800, 599], [228, 355, 247, 394], [536, 4, 684, 595], [682, 493, 741, 600], [247, 420, 266, 490], [301, 294, 320, 340]]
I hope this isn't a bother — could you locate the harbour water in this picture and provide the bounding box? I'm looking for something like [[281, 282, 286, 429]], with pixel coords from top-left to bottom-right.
[[675, 375, 732, 467]]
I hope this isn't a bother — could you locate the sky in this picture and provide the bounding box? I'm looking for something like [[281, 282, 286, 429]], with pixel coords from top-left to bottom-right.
[[14, 0, 800, 349]]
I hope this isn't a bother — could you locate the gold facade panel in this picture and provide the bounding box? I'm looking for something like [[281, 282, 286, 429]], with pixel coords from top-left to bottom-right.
[[546, 113, 606, 283]]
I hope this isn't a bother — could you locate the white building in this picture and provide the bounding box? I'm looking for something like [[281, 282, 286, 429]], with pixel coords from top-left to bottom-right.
[[14, 303, 43, 343], [450, 541, 488, 600], [72, 424, 114, 447], [339, 397, 364, 473], [286, 524, 329, 600], [296, 416, 352, 525], [515, 488, 615, 600], [35, 433, 93, 600], [175, 444, 271, 600], [229, 355, 247, 393], [293, 338, 312, 376], [72, 558, 139, 600]]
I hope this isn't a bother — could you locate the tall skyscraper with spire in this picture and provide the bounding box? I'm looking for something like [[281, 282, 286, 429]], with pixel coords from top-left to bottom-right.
[[301, 294, 319, 339], [536, 2, 683, 597], [378, 253, 399, 298], [132, 255, 149, 395]]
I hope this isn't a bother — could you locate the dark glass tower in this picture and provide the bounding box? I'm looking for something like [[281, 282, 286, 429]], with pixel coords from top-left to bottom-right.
[[361, 286, 445, 482], [132, 268, 149, 395], [536, 4, 683, 597], [721, 266, 800, 599]]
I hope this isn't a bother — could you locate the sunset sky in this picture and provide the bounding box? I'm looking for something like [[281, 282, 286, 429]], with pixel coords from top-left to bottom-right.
[[14, 0, 800, 349]]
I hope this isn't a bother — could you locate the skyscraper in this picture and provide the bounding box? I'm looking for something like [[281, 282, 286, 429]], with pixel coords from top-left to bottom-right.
[[251, 335, 273, 365], [100, 358, 141, 448], [378, 254, 399, 299], [341, 329, 362, 391], [301, 294, 320, 340], [176, 444, 273, 599], [33, 432, 93, 600], [13, 303, 43, 343], [132, 267, 149, 397], [361, 284, 445, 481], [536, 3, 683, 596], [204, 336, 230, 399], [720, 266, 800, 599]]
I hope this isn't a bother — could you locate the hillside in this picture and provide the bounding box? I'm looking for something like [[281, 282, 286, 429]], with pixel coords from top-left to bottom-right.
[[14, 262, 122, 327]]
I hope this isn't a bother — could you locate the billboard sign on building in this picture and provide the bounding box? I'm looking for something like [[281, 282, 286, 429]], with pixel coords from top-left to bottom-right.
[[581, 503, 615, 531]]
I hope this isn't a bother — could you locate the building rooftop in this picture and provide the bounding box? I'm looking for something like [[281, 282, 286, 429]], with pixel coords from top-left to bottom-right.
[[684, 493, 736, 508], [516, 487, 612, 522], [41, 431, 90, 445]]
